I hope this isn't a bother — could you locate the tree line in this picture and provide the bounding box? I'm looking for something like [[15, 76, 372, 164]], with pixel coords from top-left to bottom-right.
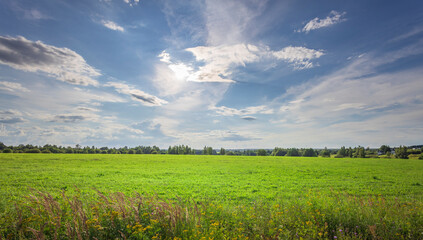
[[0, 142, 421, 159]]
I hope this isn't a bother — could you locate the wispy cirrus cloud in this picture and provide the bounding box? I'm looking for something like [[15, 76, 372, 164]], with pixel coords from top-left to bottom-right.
[[204, 0, 267, 45], [105, 82, 168, 106], [0, 36, 100, 86], [8, 1, 50, 21], [272, 42, 423, 146], [300, 10, 346, 33], [0, 81, 30, 93], [101, 20, 124, 32], [211, 105, 273, 116]]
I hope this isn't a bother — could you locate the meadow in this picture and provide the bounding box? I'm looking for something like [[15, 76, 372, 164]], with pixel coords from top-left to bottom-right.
[[0, 154, 422, 239]]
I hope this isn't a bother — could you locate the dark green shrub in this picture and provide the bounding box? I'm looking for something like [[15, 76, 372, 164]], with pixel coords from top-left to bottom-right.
[[25, 148, 41, 153], [2, 148, 12, 153]]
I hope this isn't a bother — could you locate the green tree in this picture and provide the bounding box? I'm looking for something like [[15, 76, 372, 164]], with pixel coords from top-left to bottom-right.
[[203, 146, 213, 155], [379, 145, 391, 154], [127, 149, 135, 154], [271, 147, 286, 156], [337, 146, 347, 157], [320, 147, 331, 157], [303, 148, 316, 157], [257, 149, 267, 156], [395, 145, 408, 159], [286, 148, 300, 156], [220, 148, 226, 155]]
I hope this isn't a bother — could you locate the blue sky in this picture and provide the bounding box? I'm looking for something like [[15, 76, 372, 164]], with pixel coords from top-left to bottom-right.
[[0, 0, 423, 148]]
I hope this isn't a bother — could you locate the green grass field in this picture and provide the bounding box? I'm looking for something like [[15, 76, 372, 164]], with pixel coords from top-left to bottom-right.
[[1, 154, 422, 239]]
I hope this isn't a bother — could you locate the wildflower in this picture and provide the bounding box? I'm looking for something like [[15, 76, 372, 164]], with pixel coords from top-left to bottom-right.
[[334, 236, 337, 239]]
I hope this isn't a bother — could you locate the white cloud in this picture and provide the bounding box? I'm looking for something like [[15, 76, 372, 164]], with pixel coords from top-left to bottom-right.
[[8, 2, 50, 21], [272, 46, 325, 69], [0, 109, 25, 124], [272, 47, 423, 146], [105, 82, 168, 106], [300, 10, 346, 33], [101, 20, 125, 32], [211, 105, 273, 116], [204, 0, 267, 45], [123, 0, 139, 7], [165, 44, 324, 83], [186, 44, 261, 83], [0, 36, 100, 86], [0, 81, 30, 92], [158, 50, 171, 63]]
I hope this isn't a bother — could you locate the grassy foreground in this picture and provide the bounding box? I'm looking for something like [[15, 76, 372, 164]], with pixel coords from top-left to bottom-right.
[[0, 154, 422, 239]]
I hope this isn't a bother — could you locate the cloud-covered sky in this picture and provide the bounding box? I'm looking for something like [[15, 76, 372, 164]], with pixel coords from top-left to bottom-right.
[[0, 0, 422, 148]]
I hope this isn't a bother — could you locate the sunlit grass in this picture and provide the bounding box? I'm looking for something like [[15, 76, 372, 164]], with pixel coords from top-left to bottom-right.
[[0, 154, 422, 239]]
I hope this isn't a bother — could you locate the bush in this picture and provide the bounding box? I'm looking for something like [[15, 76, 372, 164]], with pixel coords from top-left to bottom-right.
[[2, 148, 12, 153], [418, 154, 423, 160], [41, 150, 52, 153]]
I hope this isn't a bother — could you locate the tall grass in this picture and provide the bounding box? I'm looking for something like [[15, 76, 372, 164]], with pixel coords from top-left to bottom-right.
[[1, 189, 422, 239]]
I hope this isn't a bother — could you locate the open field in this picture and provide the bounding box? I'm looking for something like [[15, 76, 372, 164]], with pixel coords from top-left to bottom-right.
[[1, 154, 423, 239]]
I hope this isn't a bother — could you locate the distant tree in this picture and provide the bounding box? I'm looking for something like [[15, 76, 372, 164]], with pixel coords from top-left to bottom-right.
[[395, 145, 408, 159], [220, 148, 226, 155], [358, 147, 366, 158], [271, 147, 286, 156], [65, 148, 74, 154], [320, 147, 331, 157], [127, 149, 135, 154], [226, 151, 234, 155], [257, 149, 267, 156], [302, 148, 316, 157], [25, 148, 41, 153], [286, 148, 300, 156], [347, 147, 353, 158], [0, 142, 6, 151], [337, 146, 347, 157], [379, 145, 391, 154]]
